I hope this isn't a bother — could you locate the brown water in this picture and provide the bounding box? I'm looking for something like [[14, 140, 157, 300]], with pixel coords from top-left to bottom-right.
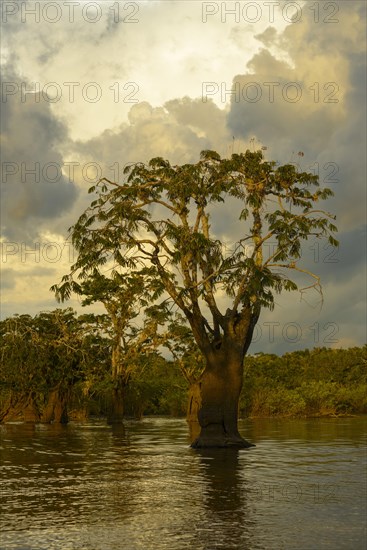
[[0, 417, 366, 549]]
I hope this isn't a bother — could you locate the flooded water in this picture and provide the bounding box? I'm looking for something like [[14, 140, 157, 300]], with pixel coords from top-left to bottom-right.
[[0, 417, 366, 550]]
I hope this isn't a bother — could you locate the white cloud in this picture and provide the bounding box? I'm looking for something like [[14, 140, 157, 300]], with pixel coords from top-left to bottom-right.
[[1, 0, 287, 140]]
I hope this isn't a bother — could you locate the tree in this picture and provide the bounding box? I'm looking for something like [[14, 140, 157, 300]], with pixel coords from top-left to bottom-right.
[[51, 268, 168, 423], [52, 149, 337, 447], [69, 312, 113, 419], [0, 309, 90, 423]]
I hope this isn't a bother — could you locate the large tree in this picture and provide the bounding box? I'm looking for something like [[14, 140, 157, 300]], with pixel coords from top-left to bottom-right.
[[53, 149, 337, 447]]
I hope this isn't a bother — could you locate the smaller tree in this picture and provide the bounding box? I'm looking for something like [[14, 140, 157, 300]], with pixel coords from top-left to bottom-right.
[[69, 312, 112, 419], [52, 270, 168, 423]]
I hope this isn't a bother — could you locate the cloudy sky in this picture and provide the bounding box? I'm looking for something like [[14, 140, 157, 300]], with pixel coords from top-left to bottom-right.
[[1, 0, 366, 354]]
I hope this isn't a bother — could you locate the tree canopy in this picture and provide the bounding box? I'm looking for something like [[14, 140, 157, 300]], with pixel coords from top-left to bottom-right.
[[53, 149, 337, 354]]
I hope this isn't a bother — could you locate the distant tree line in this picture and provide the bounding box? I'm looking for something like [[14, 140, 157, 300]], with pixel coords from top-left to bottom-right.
[[0, 308, 365, 423], [241, 347, 367, 417]]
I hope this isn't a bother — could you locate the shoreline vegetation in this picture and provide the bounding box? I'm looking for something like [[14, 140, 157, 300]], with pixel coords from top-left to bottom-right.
[[1, 313, 365, 422], [240, 347, 367, 419], [118, 346, 367, 420]]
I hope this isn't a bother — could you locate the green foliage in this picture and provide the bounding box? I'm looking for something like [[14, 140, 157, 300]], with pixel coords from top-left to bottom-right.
[[113, 355, 188, 418], [241, 346, 367, 417], [0, 309, 78, 393], [85, 345, 367, 419], [52, 149, 338, 359], [0, 309, 111, 419], [248, 386, 307, 417]]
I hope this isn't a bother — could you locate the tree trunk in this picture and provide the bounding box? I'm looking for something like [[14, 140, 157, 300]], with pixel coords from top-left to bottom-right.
[[0, 394, 28, 423], [187, 382, 201, 442], [107, 340, 125, 424], [23, 395, 41, 423], [53, 396, 68, 424], [0, 393, 42, 423], [107, 383, 124, 424], [190, 350, 254, 448], [0, 394, 20, 423], [41, 387, 69, 424]]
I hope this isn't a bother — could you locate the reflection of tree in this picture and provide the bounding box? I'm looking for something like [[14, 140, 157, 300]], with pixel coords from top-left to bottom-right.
[[195, 449, 256, 549], [110, 422, 128, 441]]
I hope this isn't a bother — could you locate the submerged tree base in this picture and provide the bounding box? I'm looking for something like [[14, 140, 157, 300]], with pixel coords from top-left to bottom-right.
[[191, 434, 255, 449], [106, 417, 124, 425], [106, 412, 124, 425], [188, 420, 255, 448]]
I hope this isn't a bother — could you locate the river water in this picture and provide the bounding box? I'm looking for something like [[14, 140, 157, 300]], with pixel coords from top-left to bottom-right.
[[0, 417, 366, 550]]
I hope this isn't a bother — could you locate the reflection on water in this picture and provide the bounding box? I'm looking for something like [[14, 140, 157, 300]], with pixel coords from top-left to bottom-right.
[[0, 417, 366, 549]]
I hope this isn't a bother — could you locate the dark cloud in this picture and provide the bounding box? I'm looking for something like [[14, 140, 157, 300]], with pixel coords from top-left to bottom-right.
[[165, 97, 228, 144], [254, 26, 278, 48], [318, 50, 367, 228], [227, 2, 366, 230], [1, 66, 78, 242], [284, 225, 366, 286]]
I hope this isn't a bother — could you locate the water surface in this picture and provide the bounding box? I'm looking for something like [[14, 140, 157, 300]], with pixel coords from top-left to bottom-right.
[[1, 417, 366, 549]]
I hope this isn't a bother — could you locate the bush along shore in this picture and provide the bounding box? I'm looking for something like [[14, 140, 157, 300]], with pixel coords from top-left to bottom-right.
[[240, 347, 367, 418]]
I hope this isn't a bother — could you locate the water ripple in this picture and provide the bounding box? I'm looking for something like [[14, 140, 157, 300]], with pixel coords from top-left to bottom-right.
[[0, 417, 366, 550]]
